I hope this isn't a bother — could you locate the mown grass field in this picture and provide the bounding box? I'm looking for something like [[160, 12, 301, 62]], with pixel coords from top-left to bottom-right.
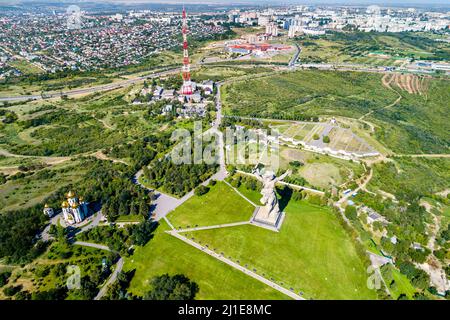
[[124, 221, 289, 300], [381, 264, 417, 300], [185, 200, 377, 300], [167, 181, 255, 229]]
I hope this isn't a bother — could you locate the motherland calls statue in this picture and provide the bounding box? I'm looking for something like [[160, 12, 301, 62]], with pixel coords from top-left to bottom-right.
[[253, 169, 291, 221]]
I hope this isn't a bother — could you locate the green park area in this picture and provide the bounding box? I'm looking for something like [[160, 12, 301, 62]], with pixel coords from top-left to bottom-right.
[[222, 69, 449, 155], [221, 70, 397, 119], [381, 264, 418, 300], [278, 146, 365, 190], [297, 32, 450, 65], [8, 60, 44, 76], [0, 160, 86, 213], [167, 181, 255, 229], [124, 221, 288, 300], [183, 200, 377, 300], [369, 157, 450, 201], [192, 66, 272, 82]]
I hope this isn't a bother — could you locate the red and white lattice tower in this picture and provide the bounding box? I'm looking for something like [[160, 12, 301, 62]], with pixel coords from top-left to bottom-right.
[[181, 7, 193, 95]]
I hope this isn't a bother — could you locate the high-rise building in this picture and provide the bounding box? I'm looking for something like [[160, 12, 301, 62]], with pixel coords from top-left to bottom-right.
[[181, 7, 193, 96], [266, 22, 279, 36]]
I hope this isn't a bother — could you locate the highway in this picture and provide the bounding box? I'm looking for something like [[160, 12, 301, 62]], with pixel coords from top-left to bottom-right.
[[0, 67, 182, 102]]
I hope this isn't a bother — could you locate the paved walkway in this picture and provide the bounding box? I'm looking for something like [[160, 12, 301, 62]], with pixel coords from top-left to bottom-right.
[[73, 241, 110, 251], [94, 257, 124, 300], [73, 241, 124, 300], [163, 216, 175, 230], [167, 230, 304, 300], [223, 180, 257, 207], [175, 221, 250, 233]]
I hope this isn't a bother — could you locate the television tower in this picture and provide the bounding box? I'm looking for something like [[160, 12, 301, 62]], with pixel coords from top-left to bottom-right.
[[181, 7, 193, 95]]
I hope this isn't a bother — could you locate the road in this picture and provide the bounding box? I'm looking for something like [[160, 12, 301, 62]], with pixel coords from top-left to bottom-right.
[[94, 257, 124, 300], [0, 67, 182, 102], [288, 44, 301, 68], [73, 241, 124, 300], [168, 230, 304, 300], [131, 81, 228, 220]]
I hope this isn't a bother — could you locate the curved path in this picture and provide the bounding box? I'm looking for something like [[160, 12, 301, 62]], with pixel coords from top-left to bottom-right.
[[73, 241, 124, 300]]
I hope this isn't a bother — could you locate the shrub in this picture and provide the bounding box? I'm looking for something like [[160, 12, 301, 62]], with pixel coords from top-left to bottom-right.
[[194, 185, 210, 196]]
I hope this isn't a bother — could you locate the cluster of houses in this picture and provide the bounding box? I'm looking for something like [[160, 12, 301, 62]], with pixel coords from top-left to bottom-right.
[[0, 10, 228, 74], [135, 80, 215, 119]]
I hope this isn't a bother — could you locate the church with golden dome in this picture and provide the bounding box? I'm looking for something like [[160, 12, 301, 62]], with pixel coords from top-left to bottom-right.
[[61, 190, 88, 225]]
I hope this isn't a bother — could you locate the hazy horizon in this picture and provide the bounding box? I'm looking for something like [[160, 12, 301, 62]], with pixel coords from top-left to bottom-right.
[[0, 0, 449, 6]]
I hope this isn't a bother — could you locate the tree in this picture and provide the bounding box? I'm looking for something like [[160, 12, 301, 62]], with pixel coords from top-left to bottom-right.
[[322, 135, 330, 143], [0, 271, 12, 287], [345, 205, 358, 220], [131, 221, 157, 246], [31, 286, 68, 300], [194, 185, 210, 196], [313, 133, 320, 140], [144, 274, 199, 300]]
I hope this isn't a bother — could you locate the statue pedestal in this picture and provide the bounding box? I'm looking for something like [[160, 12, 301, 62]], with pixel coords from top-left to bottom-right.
[[251, 206, 285, 231]]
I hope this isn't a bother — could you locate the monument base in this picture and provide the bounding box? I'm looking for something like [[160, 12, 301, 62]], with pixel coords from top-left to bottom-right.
[[250, 206, 285, 231]]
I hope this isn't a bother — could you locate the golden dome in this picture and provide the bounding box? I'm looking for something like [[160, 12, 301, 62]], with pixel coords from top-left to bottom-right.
[[71, 203, 79, 209], [67, 190, 75, 198], [44, 203, 49, 208], [79, 196, 84, 202], [62, 201, 69, 208]]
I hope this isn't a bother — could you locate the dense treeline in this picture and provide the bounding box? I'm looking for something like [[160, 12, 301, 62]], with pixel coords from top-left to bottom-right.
[[144, 274, 199, 300], [78, 221, 157, 255], [0, 109, 18, 123], [0, 157, 153, 263], [370, 158, 449, 202], [102, 270, 136, 300], [0, 206, 48, 263], [74, 158, 153, 222], [144, 159, 217, 197]]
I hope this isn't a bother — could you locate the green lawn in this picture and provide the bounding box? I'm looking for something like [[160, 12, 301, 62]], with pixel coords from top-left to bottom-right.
[[187, 200, 378, 300], [124, 221, 288, 300], [222, 70, 449, 154], [167, 182, 255, 229], [235, 183, 262, 205], [116, 214, 144, 223], [381, 264, 417, 300]]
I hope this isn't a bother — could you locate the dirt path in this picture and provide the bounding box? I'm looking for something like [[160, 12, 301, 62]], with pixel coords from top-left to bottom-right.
[[91, 150, 129, 165], [359, 73, 402, 121], [0, 147, 72, 164], [394, 154, 450, 158], [97, 118, 114, 130]]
